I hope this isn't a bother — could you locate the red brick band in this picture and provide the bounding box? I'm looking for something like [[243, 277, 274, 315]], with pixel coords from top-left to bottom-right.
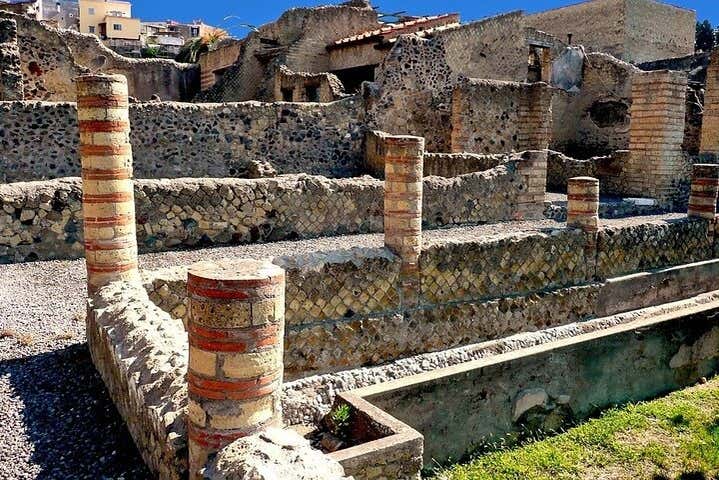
[[86, 261, 138, 274], [187, 281, 282, 301], [188, 371, 279, 401], [188, 324, 280, 353], [692, 178, 719, 187], [79, 144, 132, 156], [82, 168, 133, 180], [79, 120, 130, 133], [84, 238, 136, 251], [83, 192, 134, 203], [188, 423, 269, 450], [567, 194, 599, 201], [77, 95, 129, 108], [688, 203, 717, 213], [84, 214, 135, 227]]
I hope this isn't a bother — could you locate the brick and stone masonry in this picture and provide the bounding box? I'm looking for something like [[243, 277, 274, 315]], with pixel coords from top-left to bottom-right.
[[625, 70, 688, 202], [688, 164, 719, 220], [700, 49, 719, 157], [567, 176, 600, 232], [76, 74, 139, 293], [0, 18, 24, 100], [186, 260, 286, 479], [383, 135, 425, 308]]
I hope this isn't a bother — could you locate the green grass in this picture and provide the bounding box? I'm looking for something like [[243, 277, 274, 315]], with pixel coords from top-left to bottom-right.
[[433, 378, 719, 480]]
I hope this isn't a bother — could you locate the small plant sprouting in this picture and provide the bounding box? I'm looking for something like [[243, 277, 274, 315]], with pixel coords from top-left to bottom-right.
[[330, 403, 352, 439]]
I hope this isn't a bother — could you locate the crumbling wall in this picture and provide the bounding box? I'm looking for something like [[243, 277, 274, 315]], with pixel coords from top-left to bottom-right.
[[0, 11, 199, 101], [366, 12, 541, 152], [273, 65, 345, 102], [0, 98, 365, 182], [450, 79, 552, 154], [0, 18, 23, 100], [551, 53, 639, 158], [0, 160, 546, 263], [197, 4, 379, 102]]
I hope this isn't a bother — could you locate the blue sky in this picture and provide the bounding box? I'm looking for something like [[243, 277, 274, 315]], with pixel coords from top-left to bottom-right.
[[132, 0, 718, 38]]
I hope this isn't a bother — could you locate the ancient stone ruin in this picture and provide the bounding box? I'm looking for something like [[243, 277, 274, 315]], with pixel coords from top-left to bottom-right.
[[4, 0, 719, 478]]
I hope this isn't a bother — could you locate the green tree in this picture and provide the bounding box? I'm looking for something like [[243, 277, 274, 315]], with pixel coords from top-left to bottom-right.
[[696, 20, 715, 52], [175, 28, 228, 64]]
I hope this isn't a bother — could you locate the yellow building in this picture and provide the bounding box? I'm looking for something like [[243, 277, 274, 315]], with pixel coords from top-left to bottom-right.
[[79, 0, 140, 41]]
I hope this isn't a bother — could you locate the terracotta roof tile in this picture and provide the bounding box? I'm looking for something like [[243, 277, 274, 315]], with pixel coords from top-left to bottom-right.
[[329, 13, 460, 49]]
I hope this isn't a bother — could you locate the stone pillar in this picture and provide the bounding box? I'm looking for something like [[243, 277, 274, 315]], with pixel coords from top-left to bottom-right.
[[688, 164, 719, 220], [76, 74, 138, 294], [384, 135, 424, 307], [514, 150, 548, 220], [187, 259, 285, 480], [0, 18, 24, 101], [701, 49, 719, 158], [567, 177, 600, 232], [625, 70, 687, 202]]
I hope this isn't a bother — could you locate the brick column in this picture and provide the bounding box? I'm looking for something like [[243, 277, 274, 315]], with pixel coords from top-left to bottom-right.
[[76, 74, 138, 294], [567, 177, 600, 232], [688, 164, 719, 220], [517, 82, 552, 151], [514, 150, 548, 220], [384, 135, 424, 307], [625, 70, 687, 202], [701, 49, 719, 158], [187, 259, 285, 480]]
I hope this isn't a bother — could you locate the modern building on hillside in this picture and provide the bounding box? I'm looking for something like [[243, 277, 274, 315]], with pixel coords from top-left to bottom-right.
[[38, 0, 79, 29], [79, 0, 140, 56], [141, 19, 215, 57]]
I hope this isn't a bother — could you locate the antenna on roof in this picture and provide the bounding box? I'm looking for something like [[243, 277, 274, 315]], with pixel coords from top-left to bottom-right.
[[376, 10, 413, 23]]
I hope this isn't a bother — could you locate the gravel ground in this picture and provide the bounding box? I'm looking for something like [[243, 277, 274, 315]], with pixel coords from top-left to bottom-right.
[[0, 214, 684, 479]]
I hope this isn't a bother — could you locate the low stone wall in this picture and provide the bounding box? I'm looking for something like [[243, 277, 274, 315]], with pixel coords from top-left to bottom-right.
[[0, 98, 365, 182], [143, 215, 719, 379], [362, 306, 719, 468], [0, 162, 546, 263]]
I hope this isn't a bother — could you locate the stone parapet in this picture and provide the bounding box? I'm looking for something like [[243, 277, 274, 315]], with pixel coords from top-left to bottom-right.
[[76, 74, 139, 293], [187, 260, 286, 479]]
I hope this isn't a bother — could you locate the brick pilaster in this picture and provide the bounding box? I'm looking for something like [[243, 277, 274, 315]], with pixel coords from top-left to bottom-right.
[[517, 82, 553, 151], [384, 135, 424, 308], [187, 259, 285, 480], [567, 177, 600, 232], [688, 164, 719, 220], [514, 150, 548, 220], [625, 70, 687, 203], [700, 49, 719, 157], [76, 74, 138, 293]]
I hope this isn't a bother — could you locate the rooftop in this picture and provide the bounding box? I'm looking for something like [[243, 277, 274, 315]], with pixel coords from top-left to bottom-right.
[[328, 13, 460, 49]]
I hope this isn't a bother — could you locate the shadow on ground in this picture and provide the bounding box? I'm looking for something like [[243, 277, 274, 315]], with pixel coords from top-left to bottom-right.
[[1, 343, 150, 479]]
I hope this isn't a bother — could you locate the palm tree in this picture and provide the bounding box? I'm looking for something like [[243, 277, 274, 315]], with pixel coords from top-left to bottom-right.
[[176, 28, 228, 63]]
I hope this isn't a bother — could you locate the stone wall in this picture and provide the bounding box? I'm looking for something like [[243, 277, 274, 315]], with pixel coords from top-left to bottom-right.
[[143, 214, 717, 379], [525, 0, 695, 64], [196, 4, 379, 102], [0, 98, 365, 182], [551, 53, 638, 158], [273, 65, 345, 102], [0, 11, 199, 101], [0, 18, 23, 100], [451, 79, 552, 154], [199, 40, 242, 91], [0, 162, 547, 262], [366, 12, 556, 152]]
